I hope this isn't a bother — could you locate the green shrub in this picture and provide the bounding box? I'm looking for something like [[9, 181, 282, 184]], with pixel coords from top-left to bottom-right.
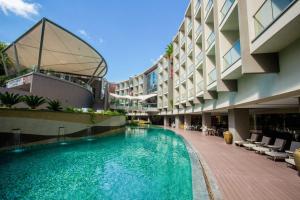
[[47, 99, 63, 111], [0, 92, 23, 108], [23, 95, 46, 109]]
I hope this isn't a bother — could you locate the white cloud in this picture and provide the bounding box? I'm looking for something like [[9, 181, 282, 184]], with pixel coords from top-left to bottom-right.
[[78, 29, 88, 37], [0, 0, 40, 19], [98, 38, 104, 44]]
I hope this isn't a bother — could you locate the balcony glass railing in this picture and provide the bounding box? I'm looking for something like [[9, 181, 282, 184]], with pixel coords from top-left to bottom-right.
[[206, 0, 213, 12], [181, 36, 186, 44], [195, 0, 201, 11], [175, 63, 179, 71], [175, 79, 180, 86], [206, 32, 215, 49], [164, 75, 168, 81], [223, 40, 241, 72], [188, 88, 194, 98], [197, 80, 204, 93], [196, 25, 203, 37], [176, 96, 180, 103], [220, 0, 235, 21], [188, 64, 194, 76], [188, 21, 193, 31], [254, 0, 294, 36], [208, 68, 217, 85], [181, 73, 187, 82], [196, 52, 203, 64], [181, 93, 187, 101], [181, 54, 186, 63], [188, 42, 193, 52]]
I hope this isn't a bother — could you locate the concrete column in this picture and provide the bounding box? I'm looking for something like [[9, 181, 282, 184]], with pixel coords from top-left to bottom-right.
[[163, 116, 168, 127], [175, 115, 180, 129], [184, 115, 191, 129], [228, 109, 250, 142], [202, 112, 211, 128]]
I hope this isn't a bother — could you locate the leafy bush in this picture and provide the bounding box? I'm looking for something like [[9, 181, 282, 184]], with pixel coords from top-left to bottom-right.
[[0, 92, 23, 108], [65, 107, 83, 113], [102, 110, 123, 116], [0, 75, 9, 87], [47, 99, 63, 111], [23, 95, 46, 109]]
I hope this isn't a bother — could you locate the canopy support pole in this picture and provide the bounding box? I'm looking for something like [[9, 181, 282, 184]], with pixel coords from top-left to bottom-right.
[[37, 19, 46, 72], [13, 43, 20, 73], [87, 60, 104, 84], [1, 52, 8, 76], [89, 67, 105, 85]]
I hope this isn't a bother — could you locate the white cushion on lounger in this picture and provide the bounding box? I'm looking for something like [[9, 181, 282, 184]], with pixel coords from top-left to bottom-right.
[[234, 141, 245, 146], [285, 158, 295, 166], [243, 143, 256, 149], [252, 146, 270, 154], [265, 151, 288, 160]]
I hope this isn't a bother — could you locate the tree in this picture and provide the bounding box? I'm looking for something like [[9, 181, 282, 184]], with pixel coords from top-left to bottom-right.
[[47, 99, 63, 111], [23, 95, 46, 109], [165, 43, 173, 59], [0, 41, 12, 76], [0, 92, 23, 108]]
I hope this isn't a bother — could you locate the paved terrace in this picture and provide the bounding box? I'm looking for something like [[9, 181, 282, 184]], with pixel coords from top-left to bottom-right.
[[167, 127, 300, 200]]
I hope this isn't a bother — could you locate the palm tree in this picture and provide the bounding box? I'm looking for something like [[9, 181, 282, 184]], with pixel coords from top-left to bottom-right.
[[0, 92, 23, 108], [47, 99, 63, 111], [23, 95, 46, 109], [165, 43, 173, 59], [0, 41, 13, 76]]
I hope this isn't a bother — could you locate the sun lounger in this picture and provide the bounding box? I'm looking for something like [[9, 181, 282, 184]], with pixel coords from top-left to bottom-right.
[[253, 138, 286, 155], [266, 141, 300, 161], [234, 133, 259, 147], [243, 136, 271, 150]]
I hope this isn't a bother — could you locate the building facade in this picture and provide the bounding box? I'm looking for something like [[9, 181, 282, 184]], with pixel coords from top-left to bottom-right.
[[111, 0, 300, 141]]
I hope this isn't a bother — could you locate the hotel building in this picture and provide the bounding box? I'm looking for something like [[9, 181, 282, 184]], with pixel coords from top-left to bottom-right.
[[111, 0, 300, 141]]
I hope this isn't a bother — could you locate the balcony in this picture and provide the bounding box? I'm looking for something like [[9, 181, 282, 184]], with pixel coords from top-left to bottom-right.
[[180, 54, 186, 63], [174, 47, 180, 55], [181, 36, 186, 45], [163, 75, 168, 82], [163, 86, 168, 94], [164, 101, 168, 107], [188, 64, 194, 77], [220, 0, 235, 22], [188, 42, 193, 53], [196, 52, 203, 65], [206, 32, 215, 50], [196, 25, 203, 38], [158, 102, 162, 108], [197, 80, 204, 94], [254, 0, 295, 37], [176, 96, 180, 103], [223, 40, 241, 72], [174, 63, 179, 71], [208, 68, 217, 85], [175, 79, 180, 87], [181, 93, 187, 101], [195, 0, 201, 13], [206, 0, 213, 14], [181, 72, 187, 83], [188, 88, 194, 99], [188, 21, 193, 32]]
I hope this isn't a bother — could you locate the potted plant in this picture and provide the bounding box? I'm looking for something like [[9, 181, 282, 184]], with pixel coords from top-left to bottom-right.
[[223, 131, 233, 144], [294, 149, 300, 174]]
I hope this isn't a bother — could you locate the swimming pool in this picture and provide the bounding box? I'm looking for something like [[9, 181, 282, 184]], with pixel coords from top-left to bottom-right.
[[0, 127, 209, 199]]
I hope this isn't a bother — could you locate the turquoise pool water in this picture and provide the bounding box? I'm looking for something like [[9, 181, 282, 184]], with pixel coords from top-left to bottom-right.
[[0, 127, 195, 199]]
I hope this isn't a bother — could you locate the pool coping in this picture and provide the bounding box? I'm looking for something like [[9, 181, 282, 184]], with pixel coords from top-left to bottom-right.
[[169, 127, 222, 200]]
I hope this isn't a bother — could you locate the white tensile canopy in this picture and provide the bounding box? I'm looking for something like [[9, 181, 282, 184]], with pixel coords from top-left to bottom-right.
[[110, 93, 157, 102], [1, 18, 107, 78]]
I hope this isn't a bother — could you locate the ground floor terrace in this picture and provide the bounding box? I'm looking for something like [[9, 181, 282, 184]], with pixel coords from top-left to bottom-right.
[[167, 127, 300, 200]]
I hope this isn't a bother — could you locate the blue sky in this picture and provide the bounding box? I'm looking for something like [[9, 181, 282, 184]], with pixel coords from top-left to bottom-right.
[[0, 0, 189, 82]]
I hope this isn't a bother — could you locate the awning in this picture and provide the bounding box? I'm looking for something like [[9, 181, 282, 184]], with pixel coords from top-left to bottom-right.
[[1, 18, 107, 78], [110, 93, 157, 101]]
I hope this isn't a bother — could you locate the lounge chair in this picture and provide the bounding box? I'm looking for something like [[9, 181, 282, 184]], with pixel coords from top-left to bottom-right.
[[253, 138, 286, 155], [234, 133, 260, 147], [266, 141, 300, 161], [243, 136, 271, 150]]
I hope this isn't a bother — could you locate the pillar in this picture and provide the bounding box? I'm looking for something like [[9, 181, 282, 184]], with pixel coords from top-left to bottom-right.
[[184, 115, 191, 129], [175, 115, 180, 129], [163, 116, 168, 127], [228, 109, 250, 142], [202, 112, 211, 128]]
